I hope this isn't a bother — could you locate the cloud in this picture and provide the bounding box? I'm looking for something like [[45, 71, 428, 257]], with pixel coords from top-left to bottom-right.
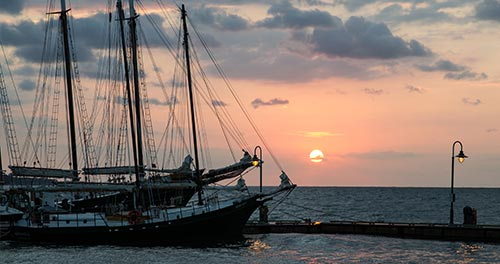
[[405, 85, 425, 93], [18, 79, 36, 91], [100, 96, 177, 107], [0, 11, 169, 63], [476, 0, 500, 21], [190, 6, 249, 31], [299, 0, 330, 6], [219, 14, 249, 31], [333, 0, 377, 12], [0, 16, 96, 63], [0, 0, 25, 15], [257, 0, 338, 29], [217, 46, 379, 82], [373, 2, 456, 24], [444, 71, 488, 81], [133, 96, 178, 106], [310, 16, 432, 59], [336, 0, 468, 20], [462, 97, 482, 106], [416, 60, 466, 72], [13, 65, 36, 76], [251, 98, 289, 108], [148, 98, 170, 106], [416, 60, 487, 81], [194, 33, 222, 48], [363, 88, 384, 95], [212, 100, 227, 107], [258, 4, 432, 60], [0, 20, 44, 47]]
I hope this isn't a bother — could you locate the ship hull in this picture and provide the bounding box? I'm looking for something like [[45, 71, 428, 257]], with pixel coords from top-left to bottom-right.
[[12, 196, 261, 245]]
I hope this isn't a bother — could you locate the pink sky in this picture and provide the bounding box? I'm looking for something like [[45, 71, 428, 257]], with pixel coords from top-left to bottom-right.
[[1, 0, 500, 187]]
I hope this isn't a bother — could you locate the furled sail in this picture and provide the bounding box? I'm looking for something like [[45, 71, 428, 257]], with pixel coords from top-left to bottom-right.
[[9, 166, 78, 179], [201, 151, 253, 185], [11, 182, 196, 192], [148, 155, 203, 181]]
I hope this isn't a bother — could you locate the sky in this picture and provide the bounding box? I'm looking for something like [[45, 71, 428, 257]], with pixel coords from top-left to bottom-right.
[[1, 0, 500, 187]]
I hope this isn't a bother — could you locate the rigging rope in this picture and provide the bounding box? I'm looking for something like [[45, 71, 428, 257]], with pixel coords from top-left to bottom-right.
[[188, 15, 287, 173], [21, 0, 56, 166], [0, 36, 23, 166]]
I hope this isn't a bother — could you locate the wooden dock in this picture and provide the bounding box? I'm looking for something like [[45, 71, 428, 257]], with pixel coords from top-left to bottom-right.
[[244, 221, 500, 243]]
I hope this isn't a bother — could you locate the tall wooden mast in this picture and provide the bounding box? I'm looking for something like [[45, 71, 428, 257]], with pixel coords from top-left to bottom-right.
[[116, 0, 140, 187], [60, 0, 78, 179], [181, 5, 203, 205], [128, 0, 145, 184]]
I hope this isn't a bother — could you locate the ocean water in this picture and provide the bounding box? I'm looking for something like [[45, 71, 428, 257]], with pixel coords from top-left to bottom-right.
[[2, 187, 500, 263]]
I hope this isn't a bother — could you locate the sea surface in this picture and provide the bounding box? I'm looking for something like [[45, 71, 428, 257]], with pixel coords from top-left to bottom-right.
[[2, 187, 500, 263]]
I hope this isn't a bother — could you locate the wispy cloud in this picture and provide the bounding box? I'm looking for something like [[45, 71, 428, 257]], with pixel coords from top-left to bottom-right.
[[212, 100, 227, 107], [445, 71, 488, 81], [251, 98, 289, 108], [145, 98, 166, 106], [416, 59, 487, 81], [363, 88, 384, 95], [462, 97, 482, 106], [99, 96, 177, 107], [416, 59, 466, 72], [405, 85, 425, 94], [373, 2, 453, 24], [18, 79, 35, 91], [293, 131, 343, 138]]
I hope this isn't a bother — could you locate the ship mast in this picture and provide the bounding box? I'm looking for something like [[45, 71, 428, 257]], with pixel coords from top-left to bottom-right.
[[60, 0, 78, 179], [116, 0, 141, 187], [181, 5, 203, 205], [128, 0, 145, 185]]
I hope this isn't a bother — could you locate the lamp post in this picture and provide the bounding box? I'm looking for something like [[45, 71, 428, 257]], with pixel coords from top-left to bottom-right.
[[0, 146, 3, 184], [450, 140, 468, 225], [252, 146, 263, 193]]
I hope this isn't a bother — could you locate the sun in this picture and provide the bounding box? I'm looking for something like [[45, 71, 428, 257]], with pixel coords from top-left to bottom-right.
[[309, 149, 324, 163]]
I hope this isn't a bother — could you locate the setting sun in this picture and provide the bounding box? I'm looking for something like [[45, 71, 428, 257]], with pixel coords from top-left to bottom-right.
[[309, 149, 324, 163]]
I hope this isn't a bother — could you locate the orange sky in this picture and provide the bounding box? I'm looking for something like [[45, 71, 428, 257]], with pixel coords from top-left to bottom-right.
[[1, 0, 500, 187]]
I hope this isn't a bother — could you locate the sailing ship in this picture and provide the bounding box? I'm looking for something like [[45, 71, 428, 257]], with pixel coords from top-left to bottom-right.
[[0, 0, 295, 243]]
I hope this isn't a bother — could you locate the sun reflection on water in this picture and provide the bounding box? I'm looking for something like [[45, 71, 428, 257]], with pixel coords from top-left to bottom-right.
[[247, 239, 271, 252], [454, 243, 483, 263]]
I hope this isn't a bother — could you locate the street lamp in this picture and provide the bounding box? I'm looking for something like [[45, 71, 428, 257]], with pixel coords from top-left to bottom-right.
[[253, 146, 263, 193], [0, 146, 3, 184], [450, 140, 468, 225]]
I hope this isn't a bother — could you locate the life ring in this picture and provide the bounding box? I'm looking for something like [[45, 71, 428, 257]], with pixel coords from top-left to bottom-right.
[[128, 210, 141, 225], [0, 194, 7, 206]]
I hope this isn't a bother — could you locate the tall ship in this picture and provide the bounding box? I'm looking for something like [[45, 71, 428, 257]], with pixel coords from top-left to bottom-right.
[[0, 0, 295, 243]]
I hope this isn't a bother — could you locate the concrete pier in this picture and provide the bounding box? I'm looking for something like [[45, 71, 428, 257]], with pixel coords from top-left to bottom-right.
[[244, 221, 500, 243]]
